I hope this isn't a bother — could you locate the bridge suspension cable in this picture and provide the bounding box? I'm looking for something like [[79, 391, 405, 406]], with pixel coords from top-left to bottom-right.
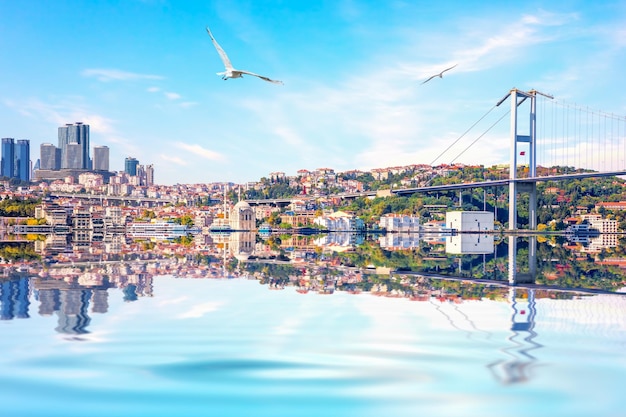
[[449, 110, 510, 163], [429, 103, 501, 166]]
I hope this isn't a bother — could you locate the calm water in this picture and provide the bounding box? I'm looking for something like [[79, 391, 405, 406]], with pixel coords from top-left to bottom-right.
[[1, 273, 625, 417]]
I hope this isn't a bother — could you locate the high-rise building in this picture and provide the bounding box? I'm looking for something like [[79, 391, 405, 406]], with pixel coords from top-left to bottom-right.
[[15, 139, 30, 182], [1, 138, 30, 181], [145, 164, 154, 185], [125, 157, 138, 176], [1, 138, 15, 178], [58, 122, 89, 169], [93, 146, 110, 171], [63, 143, 82, 170], [40, 143, 61, 170]]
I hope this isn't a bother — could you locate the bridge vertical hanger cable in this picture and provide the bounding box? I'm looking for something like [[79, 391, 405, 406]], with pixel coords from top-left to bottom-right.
[[575, 104, 580, 171], [561, 101, 569, 174], [585, 106, 589, 170], [552, 100, 556, 169]]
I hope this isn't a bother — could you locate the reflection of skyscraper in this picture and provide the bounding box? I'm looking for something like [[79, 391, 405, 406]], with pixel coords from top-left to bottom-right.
[[125, 157, 138, 176], [55, 289, 91, 335], [58, 122, 90, 169], [93, 146, 110, 171], [0, 278, 31, 320], [91, 289, 109, 313], [38, 288, 61, 316]]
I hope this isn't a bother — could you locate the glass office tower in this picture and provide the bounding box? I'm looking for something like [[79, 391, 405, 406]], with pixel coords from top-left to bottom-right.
[[58, 122, 89, 169], [15, 139, 30, 181], [1, 138, 15, 178]]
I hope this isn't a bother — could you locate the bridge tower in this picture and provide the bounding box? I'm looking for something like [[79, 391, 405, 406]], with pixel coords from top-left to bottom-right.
[[499, 88, 552, 230]]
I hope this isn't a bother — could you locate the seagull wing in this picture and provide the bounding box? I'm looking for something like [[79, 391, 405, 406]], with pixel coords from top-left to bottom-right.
[[238, 70, 283, 84], [206, 27, 233, 70], [421, 74, 438, 85], [441, 64, 458, 74]]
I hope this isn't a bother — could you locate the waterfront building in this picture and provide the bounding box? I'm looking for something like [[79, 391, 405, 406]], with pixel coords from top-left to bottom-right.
[[379, 214, 420, 232], [230, 201, 256, 230], [58, 123, 89, 169], [1, 138, 14, 178], [125, 157, 138, 176], [127, 220, 188, 240], [445, 211, 494, 232], [313, 211, 365, 231], [93, 146, 109, 171]]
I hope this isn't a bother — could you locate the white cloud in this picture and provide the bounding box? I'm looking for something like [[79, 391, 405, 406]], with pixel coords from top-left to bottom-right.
[[147, 86, 161, 93], [164, 92, 181, 100], [3, 97, 116, 134], [160, 154, 188, 166], [175, 143, 225, 161], [82, 68, 164, 82]]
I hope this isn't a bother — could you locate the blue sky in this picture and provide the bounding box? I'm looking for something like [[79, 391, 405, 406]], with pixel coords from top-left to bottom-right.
[[1, 0, 625, 185]]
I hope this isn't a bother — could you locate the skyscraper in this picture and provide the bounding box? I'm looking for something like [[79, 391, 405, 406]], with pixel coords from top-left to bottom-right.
[[58, 122, 89, 169], [145, 164, 154, 186], [63, 143, 82, 170], [1, 138, 15, 178], [40, 143, 61, 170], [1, 138, 30, 181], [125, 157, 138, 176], [15, 139, 30, 182], [93, 146, 109, 171]]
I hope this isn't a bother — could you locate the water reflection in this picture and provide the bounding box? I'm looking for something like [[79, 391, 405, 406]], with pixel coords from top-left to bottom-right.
[[0, 232, 625, 381], [487, 287, 541, 385]]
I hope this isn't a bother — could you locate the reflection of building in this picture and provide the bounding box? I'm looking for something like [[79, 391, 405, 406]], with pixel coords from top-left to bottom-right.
[[230, 231, 256, 261], [0, 278, 30, 320], [446, 233, 494, 254], [378, 233, 421, 250], [314, 232, 363, 251]]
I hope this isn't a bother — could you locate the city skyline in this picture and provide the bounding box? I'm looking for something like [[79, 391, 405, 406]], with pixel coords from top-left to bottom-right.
[[1, 1, 625, 185]]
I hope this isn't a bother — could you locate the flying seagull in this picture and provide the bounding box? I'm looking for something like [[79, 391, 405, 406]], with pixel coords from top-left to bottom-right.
[[206, 26, 283, 84], [421, 64, 457, 85]]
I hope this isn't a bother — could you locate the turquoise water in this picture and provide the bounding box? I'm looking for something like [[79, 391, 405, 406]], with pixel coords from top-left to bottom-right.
[[1, 276, 625, 417]]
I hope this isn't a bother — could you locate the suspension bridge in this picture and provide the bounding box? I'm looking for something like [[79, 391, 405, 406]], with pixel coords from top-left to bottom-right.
[[383, 88, 626, 231]]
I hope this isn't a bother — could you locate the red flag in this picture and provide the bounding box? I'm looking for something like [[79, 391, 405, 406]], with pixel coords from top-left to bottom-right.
[[520, 151, 526, 156]]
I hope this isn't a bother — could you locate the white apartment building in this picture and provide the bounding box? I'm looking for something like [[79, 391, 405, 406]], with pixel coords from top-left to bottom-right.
[[378, 214, 420, 232], [313, 211, 365, 231]]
